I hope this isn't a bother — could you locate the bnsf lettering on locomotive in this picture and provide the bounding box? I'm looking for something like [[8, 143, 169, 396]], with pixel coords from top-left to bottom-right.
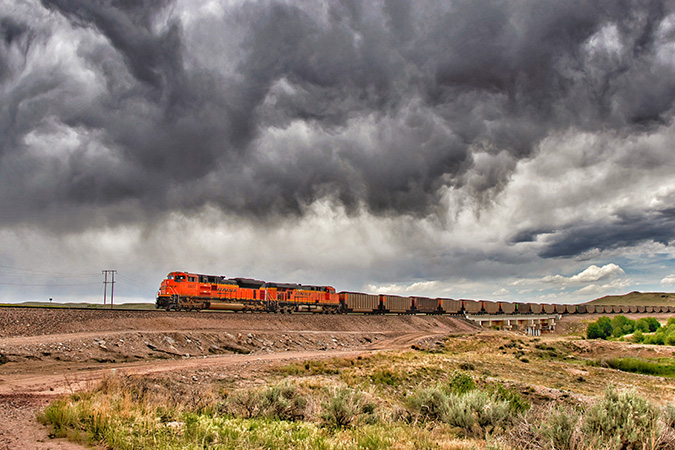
[[217, 287, 237, 294]]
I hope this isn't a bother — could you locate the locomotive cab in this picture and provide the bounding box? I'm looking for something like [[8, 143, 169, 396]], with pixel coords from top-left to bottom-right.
[[156, 271, 190, 310]]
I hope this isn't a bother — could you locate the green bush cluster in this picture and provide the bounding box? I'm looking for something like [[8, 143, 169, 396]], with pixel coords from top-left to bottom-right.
[[406, 378, 528, 438], [581, 386, 660, 449], [223, 381, 378, 429], [447, 370, 476, 394], [407, 387, 513, 437], [586, 315, 662, 340], [633, 317, 675, 345], [536, 404, 578, 450], [508, 386, 669, 450], [223, 382, 307, 421], [40, 369, 675, 450], [319, 386, 377, 429], [602, 357, 675, 377]]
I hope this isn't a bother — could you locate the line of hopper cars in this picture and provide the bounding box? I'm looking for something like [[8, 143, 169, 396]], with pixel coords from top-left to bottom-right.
[[156, 271, 673, 315]]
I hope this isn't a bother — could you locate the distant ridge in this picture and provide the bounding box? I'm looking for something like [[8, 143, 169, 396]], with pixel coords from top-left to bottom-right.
[[587, 291, 675, 306]]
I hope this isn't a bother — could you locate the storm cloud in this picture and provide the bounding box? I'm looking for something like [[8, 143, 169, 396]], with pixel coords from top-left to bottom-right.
[[1, 0, 673, 223], [536, 208, 675, 258], [1, 0, 675, 303]]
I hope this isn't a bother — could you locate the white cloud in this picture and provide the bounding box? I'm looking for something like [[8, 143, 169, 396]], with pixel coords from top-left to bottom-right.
[[570, 264, 625, 282], [662, 274, 675, 286], [512, 263, 626, 288], [365, 281, 447, 297], [575, 278, 631, 295]]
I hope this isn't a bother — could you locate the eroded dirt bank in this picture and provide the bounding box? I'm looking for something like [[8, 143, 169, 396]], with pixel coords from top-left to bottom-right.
[[0, 308, 478, 378], [0, 307, 476, 338]]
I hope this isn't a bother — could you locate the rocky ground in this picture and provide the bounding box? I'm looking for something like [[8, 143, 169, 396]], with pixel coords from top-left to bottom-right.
[[0, 306, 479, 449]]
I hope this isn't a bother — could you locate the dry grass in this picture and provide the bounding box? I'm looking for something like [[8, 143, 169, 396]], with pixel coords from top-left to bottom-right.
[[39, 329, 675, 449]]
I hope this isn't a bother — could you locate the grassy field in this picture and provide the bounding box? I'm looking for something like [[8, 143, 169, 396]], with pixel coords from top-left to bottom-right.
[[39, 331, 675, 449], [587, 291, 675, 306]]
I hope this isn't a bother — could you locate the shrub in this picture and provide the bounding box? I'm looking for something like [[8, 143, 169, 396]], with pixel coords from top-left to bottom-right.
[[370, 368, 399, 386], [459, 362, 475, 371], [597, 316, 613, 337], [603, 357, 675, 377], [537, 404, 580, 450], [611, 315, 635, 337], [644, 332, 665, 346], [489, 383, 530, 414], [587, 316, 614, 339], [225, 382, 306, 421], [663, 404, 675, 429], [320, 386, 376, 429], [586, 322, 605, 340], [447, 371, 475, 395], [406, 386, 450, 422], [632, 329, 644, 343], [581, 386, 660, 449], [446, 390, 511, 437], [407, 384, 514, 437], [225, 388, 262, 419], [260, 382, 307, 421], [636, 317, 661, 333], [665, 333, 675, 346]]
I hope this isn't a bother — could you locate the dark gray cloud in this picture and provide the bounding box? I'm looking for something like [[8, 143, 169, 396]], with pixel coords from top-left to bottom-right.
[[1, 0, 674, 232], [532, 208, 675, 258]]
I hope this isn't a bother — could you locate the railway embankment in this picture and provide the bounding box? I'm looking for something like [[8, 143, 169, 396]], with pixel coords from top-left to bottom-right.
[[0, 306, 477, 338]]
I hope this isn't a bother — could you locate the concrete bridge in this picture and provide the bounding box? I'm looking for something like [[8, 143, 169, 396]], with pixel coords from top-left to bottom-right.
[[465, 314, 562, 336]]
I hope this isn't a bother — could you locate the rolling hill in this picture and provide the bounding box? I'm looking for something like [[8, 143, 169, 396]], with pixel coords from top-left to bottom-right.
[[587, 291, 675, 306]]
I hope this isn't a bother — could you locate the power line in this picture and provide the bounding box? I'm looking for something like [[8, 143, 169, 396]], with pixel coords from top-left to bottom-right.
[[114, 273, 156, 292]]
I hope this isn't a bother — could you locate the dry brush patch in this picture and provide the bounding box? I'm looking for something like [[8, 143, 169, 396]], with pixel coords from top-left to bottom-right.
[[38, 331, 675, 449]]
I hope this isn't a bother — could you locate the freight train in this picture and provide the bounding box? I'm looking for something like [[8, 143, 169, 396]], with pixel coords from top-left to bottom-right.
[[156, 271, 673, 315]]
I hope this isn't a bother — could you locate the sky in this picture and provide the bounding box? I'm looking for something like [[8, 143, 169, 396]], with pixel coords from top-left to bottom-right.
[[1, 0, 675, 305]]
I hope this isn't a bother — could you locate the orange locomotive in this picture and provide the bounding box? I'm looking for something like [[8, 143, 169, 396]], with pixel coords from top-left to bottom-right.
[[156, 271, 340, 313]]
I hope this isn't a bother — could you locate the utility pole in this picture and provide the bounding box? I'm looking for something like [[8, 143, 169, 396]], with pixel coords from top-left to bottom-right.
[[102, 270, 117, 309], [110, 270, 115, 309]]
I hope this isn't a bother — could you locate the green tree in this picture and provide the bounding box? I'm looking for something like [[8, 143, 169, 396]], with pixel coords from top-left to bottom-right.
[[636, 317, 661, 333], [596, 316, 613, 338], [611, 315, 635, 337], [587, 322, 605, 340]]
